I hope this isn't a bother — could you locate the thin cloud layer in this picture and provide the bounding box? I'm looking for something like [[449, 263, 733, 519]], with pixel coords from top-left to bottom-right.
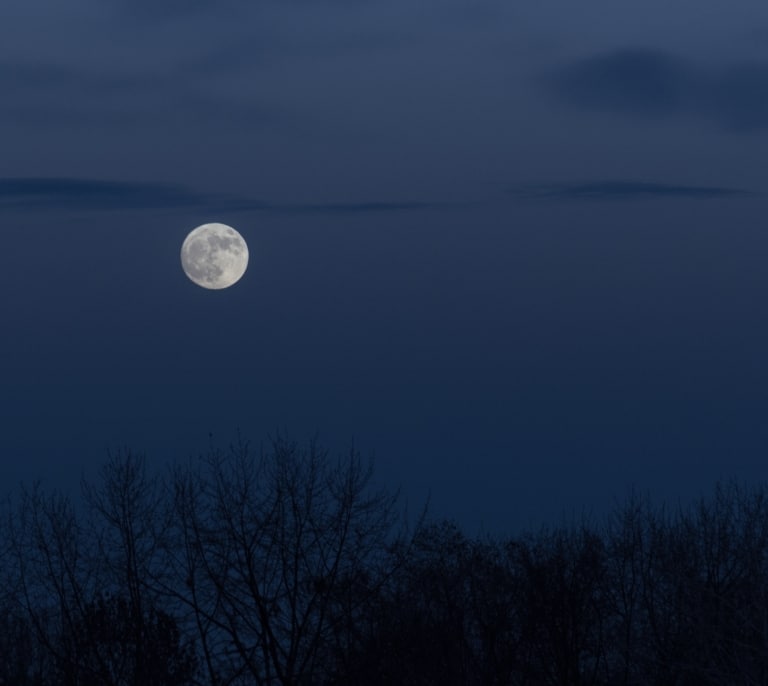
[[510, 181, 755, 200], [261, 201, 451, 214], [549, 48, 768, 131], [0, 178, 446, 214], [0, 179, 208, 210]]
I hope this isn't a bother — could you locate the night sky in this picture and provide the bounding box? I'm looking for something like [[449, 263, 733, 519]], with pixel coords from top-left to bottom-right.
[[3, 0, 768, 533]]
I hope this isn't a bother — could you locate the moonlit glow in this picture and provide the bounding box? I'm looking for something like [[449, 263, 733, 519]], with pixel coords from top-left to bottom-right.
[[181, 223, 249, 290]]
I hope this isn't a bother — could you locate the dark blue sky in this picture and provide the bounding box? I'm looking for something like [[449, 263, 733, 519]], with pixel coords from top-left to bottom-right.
[[3, 0, 768, 532]]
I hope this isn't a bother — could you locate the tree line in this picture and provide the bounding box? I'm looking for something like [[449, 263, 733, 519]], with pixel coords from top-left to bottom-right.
[[2, 435, 768, 685]]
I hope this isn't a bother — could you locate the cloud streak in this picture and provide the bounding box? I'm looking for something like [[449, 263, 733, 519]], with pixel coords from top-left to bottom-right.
[[247, 201, 451, 214], [0, 178, 208, 210], [0, 178, 449, 214], [510, 181, 756, 201], [548, 48, 768, 132]]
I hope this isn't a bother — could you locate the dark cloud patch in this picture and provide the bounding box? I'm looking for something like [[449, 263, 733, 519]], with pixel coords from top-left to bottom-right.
[[0, 178, 449, 214], [0, 62, 165, 97], [551, 49, 693, 117], [549, 48, 768, 131], [180, 29, 406, 78], [708, 62, 768, 131], [0, 59, 283, 135], [0, 62, 77, 91], [510, 181, 756, 201], [121, 0, 246, 20]]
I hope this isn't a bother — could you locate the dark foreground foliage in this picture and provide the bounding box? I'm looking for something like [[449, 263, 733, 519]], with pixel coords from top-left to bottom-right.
[[1, 436, 768, 685]]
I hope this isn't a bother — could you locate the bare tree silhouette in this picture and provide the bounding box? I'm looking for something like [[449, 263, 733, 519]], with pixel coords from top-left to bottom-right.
[[155, 434, 412, 686], [4, 436, 768, 686]]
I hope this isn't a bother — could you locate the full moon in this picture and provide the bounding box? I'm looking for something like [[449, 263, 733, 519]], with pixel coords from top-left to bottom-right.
[[181, 223, 249, 289]]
